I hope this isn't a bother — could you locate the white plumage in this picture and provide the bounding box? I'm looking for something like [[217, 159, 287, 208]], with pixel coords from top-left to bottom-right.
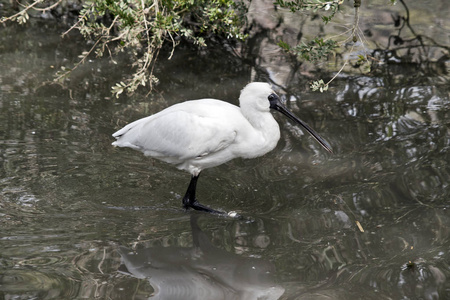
[[113, 82, 332, 214]]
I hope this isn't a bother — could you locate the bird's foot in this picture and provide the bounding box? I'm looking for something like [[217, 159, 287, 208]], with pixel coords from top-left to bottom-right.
[[184, 200, 226, 215], [182, 194, 243, 218], [185, 203, 244, 219]]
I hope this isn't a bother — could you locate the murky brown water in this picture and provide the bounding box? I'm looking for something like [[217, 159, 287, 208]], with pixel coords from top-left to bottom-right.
[[1, 4, 450, 299]]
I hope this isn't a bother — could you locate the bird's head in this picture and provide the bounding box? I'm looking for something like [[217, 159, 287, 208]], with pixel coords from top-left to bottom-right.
[[240, 82, 333, 154], [239, 82, 275, 112]]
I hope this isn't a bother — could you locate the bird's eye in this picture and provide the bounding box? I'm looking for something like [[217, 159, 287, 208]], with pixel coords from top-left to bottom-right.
[[268, 93, 277, 101]]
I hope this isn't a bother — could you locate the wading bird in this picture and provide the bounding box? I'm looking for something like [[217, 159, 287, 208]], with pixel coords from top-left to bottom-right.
[[112, 82, 332, 215]]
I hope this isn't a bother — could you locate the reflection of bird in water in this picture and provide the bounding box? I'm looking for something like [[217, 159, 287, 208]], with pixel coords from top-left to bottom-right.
[[112, 82, 332, 215], [118, 215, 285, 300]]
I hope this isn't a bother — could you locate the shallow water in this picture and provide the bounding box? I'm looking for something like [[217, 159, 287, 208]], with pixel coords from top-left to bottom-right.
[[1, 14, 450, 300]]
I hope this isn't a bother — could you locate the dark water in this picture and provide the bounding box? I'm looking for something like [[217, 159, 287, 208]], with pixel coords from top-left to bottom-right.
[[1, 17, 450, 300]]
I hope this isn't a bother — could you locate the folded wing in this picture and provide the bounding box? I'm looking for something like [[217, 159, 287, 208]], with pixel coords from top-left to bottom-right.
[[112, 100, 239, 165]]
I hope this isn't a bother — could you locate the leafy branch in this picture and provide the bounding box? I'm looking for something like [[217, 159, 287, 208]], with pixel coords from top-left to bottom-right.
[[274, 0, 344, 23], [279, 37, 338, 63], [277, 0, 369, 92], [2, 0, 248, 97], [0, 0, 63, 24]]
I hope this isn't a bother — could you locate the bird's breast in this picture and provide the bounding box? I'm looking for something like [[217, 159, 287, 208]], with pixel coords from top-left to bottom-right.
[[233, 117, 281, 159]]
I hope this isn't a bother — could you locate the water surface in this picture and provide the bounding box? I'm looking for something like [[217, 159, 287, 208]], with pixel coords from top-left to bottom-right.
[[1, 14, 450, 300]]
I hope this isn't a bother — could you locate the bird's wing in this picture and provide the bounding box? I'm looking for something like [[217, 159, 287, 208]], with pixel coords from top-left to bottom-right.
[[113, 103, 239, 161]]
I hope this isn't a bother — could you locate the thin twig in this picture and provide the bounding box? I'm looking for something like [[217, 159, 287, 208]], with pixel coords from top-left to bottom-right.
[[167, 31, 176, 60], [351, 6, 360, 39], [325, 0, 363, 86], [54, 37, 102, 82], [62, 3, 94, 37], [26, 0, 63, 12], [97, 248, 106, 274], [1, 0, 43, 23], [325, 26, 353, 44], [326, 53, 350, 85]]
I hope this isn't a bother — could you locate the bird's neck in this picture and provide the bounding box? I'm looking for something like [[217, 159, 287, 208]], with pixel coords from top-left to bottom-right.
[[243, 109, 281, 144]]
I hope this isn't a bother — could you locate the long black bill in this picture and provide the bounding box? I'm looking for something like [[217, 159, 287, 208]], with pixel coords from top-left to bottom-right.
[[269, 94, 333, 154]]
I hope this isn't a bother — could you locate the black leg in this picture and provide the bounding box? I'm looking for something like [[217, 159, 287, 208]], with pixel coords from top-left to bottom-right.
[[182, 174, 225, 215]]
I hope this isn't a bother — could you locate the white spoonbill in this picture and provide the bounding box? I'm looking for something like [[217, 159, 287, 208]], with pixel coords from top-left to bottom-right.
[[112, 82, 332, 214]]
